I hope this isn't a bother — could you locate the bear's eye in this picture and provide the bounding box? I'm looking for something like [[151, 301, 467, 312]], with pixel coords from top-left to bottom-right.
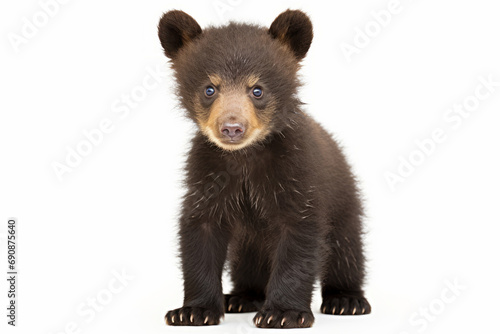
[[252, 87, 263, 98], [205, 86, 216, 97]]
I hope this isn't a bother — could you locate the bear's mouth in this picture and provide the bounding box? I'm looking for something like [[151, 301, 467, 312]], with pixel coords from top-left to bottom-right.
[[202, 126, 264, 151], [222, 137, 244, 144]]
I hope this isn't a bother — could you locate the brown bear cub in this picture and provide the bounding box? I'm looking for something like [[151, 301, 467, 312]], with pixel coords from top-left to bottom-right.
[[158, 9, 371, 329]]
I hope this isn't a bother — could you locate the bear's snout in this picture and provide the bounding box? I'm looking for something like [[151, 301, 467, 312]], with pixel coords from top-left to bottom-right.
[[220, 122, 246, 141]]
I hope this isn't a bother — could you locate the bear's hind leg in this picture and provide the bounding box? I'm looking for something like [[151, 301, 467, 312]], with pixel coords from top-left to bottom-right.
[[321, 216, 371, 316], [225, 240, 269, 313]]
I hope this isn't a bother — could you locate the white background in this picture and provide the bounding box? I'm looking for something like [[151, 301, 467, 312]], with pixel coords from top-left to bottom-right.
[[1, 0, 499, 333]]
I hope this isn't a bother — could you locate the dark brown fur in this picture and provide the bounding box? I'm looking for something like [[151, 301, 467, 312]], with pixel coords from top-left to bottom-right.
[[158, 9, 371, 328]]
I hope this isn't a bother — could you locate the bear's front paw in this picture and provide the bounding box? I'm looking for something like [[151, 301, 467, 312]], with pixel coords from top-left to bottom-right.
[[165, 306, 223, 326], [253, 308, 314, 328]]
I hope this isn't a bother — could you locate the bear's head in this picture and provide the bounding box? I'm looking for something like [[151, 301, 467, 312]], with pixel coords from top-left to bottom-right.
[[158, 10, 313, 151]]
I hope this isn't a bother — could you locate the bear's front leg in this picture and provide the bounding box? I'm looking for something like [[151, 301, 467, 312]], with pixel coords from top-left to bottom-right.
[[254, 220, 320, 328], [165, 213, 231, 326]]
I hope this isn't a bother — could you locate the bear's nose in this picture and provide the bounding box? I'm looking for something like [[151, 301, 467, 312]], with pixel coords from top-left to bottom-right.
[[221, 123, 245, 140]]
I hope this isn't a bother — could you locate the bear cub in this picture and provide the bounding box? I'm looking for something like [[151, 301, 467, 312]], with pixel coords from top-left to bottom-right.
[[158, 9, 371, 328]]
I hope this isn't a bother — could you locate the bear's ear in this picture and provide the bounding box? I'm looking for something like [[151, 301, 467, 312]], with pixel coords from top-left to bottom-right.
[[269, 10, 313, 61], [158, 10, 202, 59]]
